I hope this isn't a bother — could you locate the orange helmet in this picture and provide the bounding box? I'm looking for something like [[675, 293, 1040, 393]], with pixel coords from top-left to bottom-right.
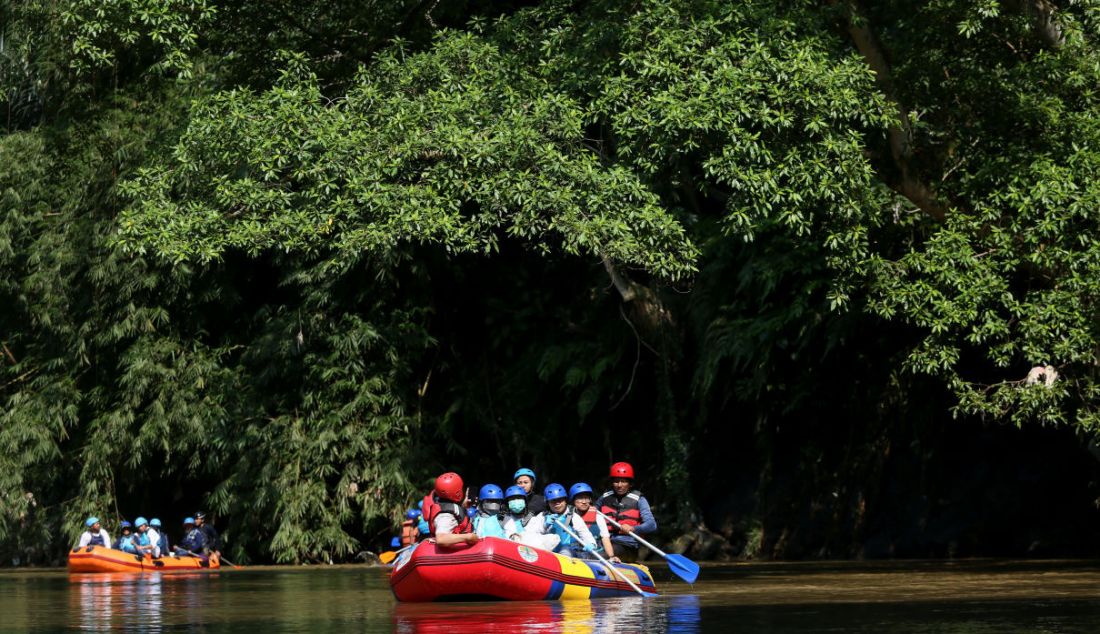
[[434, 472, 465, 502], [610, 462, 635, 480]]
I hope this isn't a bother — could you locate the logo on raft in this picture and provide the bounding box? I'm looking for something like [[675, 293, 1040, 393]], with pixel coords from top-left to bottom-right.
[[516, 545, 539, 563]]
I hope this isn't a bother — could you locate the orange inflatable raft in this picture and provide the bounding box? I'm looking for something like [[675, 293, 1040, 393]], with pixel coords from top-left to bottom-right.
[[68, 545, 220, 573]]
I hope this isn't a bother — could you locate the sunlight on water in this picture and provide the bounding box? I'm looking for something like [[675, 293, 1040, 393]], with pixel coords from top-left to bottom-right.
[[2, 560, 1100, 632]]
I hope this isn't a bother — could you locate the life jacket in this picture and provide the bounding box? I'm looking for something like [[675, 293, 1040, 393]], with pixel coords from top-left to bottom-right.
[[473, 512, 507, 538], [575, 507, 599, 535], [508, 511, 534, 533], [421, 493, 472, 535], [87, 531, 105, 547], [545, 506, 576, 548], [135, 531, 151, 547], [599, 489, 643, 534], [181, 528, 206, 552], [117, 534, 137, 553], [400, 520, 419, 546]]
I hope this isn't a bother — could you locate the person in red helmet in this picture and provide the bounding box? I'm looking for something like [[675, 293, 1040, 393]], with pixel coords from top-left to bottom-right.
[[597, 461, 657, 563], [421, 472, 479, 547]]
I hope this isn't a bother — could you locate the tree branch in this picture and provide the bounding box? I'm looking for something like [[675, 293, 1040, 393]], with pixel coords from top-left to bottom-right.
[[834, 1, 949, 222]]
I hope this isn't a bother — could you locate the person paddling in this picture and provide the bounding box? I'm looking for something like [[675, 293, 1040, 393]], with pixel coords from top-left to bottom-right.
[[194, 512, 220, 555], [174, 517, 207, 557], [597, 462, 657, 563], [513, 468, 546, 515], [570, 483, 619, 562], [77, 517, 110, 548], [540, 483, 598, 556], [422, 472, 479, 547]]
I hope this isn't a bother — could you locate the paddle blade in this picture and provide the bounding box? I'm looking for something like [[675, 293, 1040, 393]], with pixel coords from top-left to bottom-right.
[[642, 590, 659, 598], [666, 553, 700, 584], [379, 550, 398, 565]]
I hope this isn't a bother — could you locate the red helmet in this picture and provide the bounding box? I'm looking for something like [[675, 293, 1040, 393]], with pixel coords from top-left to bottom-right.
[[610, 462, 635, 480], [434, 472, 465, 502]]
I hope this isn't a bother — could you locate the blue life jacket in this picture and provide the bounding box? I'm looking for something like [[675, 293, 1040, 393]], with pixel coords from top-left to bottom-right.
[[180, 528, 206, 552], [417, 518, 430, 535], [116, 534, 137, 553], [157, 533, 170, 554], [87, 531, 105, 547], [473, 513, 507, 538], [135, 532, 151, 547], [546, 509, 576, 548]]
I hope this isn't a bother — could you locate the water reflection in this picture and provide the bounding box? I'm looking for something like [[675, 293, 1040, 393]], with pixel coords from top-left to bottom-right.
[[69, 572, 217, 631], [393, 595, 701, 633]]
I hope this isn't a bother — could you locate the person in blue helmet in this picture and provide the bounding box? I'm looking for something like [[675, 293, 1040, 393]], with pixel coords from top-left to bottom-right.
[[174, 517, 207, 555], [145, 518, 164, 558], [536, 483, 597, 556], [570, 483, 618, 561], [503, 485, 558, 550], [149, 518, 170, 556], [132, 517, 157, 557], [513, 468, 546, 515], [472, 484, 520, 540], [114, 521, 138, 553], [77, 517, 111, 548], [400, 508, 421, 546]]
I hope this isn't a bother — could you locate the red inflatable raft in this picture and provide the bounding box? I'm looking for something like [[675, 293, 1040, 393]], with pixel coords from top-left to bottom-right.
[[390, 537, 657, 602], [68, 546, 220, 573]]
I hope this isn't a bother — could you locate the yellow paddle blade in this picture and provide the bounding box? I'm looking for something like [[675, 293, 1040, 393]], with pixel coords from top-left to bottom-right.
[[379, 550, 398, 565]]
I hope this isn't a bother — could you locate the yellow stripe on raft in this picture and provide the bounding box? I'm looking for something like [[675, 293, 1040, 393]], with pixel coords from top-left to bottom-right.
[[554, 553, 597, 600]]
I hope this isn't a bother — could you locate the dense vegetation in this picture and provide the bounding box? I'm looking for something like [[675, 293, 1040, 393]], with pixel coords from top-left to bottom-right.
[[4, 0, 1100, 564]]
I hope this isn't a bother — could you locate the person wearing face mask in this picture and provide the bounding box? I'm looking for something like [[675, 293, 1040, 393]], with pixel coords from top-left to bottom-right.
[[473, 485, 516, 539]]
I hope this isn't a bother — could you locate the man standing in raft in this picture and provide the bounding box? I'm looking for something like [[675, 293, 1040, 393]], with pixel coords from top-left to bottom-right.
[[597, 462, 657, 563], [423, 472, 479, 547]]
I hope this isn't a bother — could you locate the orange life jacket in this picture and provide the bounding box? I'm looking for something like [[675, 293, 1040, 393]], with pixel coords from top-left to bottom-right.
[[576, 507, 599, 535], [598, 489, 643, 534], [422, 493, 472, 535], [400, 520, 419, 546]]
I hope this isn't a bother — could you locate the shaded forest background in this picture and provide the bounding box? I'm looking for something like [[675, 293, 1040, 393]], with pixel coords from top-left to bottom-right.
[[4, 0, 1100, 564]]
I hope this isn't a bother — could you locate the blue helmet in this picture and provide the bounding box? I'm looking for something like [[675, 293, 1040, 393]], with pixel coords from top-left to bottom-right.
[[405, 508, 421, 520], [479, 484, 504, 501], [120, 520, 133, 529], [569, 482, 594, 501], [504, 485, 527, 499], [466, 506, 477, 518], [514, 468, 536, 483], [134, 517, 148, 528], [84, 516, 99, 528], [390, 536, 401, 548], [544, 483, 568, 502], [417, 500, 423, 510], [150, 518, 162, 528], [183, 517, 195, 525]]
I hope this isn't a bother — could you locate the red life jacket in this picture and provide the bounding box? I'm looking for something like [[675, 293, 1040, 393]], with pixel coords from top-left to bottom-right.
[[400, 520, 419, 546], [576, 507, 599, 535], [421, 493, 472, 535], [598, 489, 643, 534]]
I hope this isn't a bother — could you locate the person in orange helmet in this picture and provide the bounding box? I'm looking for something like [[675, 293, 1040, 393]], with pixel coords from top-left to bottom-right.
[[596, 461, 657, 563], [421, 472, 479, 547]]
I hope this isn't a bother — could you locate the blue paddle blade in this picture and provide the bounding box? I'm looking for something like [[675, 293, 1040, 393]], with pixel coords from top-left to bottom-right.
[[666, 553, 700, 584], [642, 590, 659, 598]]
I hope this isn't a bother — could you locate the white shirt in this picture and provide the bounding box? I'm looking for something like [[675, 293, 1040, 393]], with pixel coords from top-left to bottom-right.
[[588, 512, 611, 539], [78, 529, 111, 548], [433, 514, 458, 536], [146, 528, 161, 557]]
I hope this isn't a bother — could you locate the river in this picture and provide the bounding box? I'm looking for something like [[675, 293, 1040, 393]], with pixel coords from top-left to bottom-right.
[[2, 559, 1100, 632]]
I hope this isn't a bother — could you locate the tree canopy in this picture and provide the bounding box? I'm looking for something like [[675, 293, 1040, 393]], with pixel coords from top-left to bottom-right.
[[4, 0, 1100, 563]]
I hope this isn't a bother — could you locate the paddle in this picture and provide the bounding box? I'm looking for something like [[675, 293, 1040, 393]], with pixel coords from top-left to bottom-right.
[[379, 544, 413, 565], [550, 517, 657, 598], [174, 547, 239, 569], [595, 510, 699, 584]]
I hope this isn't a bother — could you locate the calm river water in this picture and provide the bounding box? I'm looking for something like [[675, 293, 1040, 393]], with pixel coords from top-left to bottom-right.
[[3, 559, 1100, 632]]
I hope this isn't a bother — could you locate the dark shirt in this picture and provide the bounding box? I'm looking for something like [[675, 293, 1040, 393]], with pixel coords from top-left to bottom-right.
[[179, 528, 206, 553], [526, 493, 547, 516], [199, 523, 220, 551]]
